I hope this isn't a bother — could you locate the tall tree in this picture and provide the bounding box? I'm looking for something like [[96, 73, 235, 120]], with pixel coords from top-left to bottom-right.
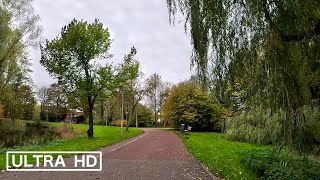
[[46, 83, 67, 107], [18, 84, 35, 120], [42, 83, 68, 121], [0, 0, 40, 90], [125, 74, 145, 131], [96, 47, 140, 127], [167, 0, 320, 147], [167, 0, 320, 110], [0, 0, 40, 122], [3, 82, 35, 121], [145, 73, 162, 123], [158, 82, 171, 127], [36, 86, 48, 113], [40, 19, 138, 137], [118, 47, 140, 131]]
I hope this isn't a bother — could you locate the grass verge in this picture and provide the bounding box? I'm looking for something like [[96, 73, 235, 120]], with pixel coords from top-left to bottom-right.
[[0, 123, 143, 170], [180, 132, 271, 180], [181, 132, 320, 180]]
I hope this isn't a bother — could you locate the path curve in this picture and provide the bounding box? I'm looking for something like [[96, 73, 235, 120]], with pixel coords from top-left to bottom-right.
[[0, 128, 217, 180]]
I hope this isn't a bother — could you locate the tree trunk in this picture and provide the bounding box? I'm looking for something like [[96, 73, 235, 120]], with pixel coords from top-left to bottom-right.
[[87, 97, 94, 138], [100, 100, 105, 122], [125, 102, 131, 131], [125, 116, 130, 131], [11, 91, 17, 123], [46, 105, 49, 122], [136, 109, 138, 128], [127, 100, 139, 131], [154, 88, 157, 124]]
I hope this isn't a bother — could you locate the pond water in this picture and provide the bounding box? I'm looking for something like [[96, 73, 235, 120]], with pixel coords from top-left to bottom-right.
[[0, 122, 57, 148]]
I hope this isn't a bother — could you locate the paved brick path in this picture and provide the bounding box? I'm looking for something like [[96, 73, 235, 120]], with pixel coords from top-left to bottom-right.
[[0, 129, 217, 180]]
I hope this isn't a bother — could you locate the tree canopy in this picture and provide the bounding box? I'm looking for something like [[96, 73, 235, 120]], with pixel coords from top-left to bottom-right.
[[167, 0, 320, 149], [167, 0, 320, 112], [0, 0, 40, 121], [40, 19, 139, 137], [163, 82, 227, 131]]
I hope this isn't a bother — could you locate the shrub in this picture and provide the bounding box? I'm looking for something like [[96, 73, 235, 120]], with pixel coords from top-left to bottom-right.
[[32, 105, 41, 121], [84, 119, 104, 125], [303, 106, 320, 145], [111, 119, 127, 127], [0, 119, 25, 134], [244, 149, 320, 180], [56, 123, 84, 139], [162, 82, 229, 131]]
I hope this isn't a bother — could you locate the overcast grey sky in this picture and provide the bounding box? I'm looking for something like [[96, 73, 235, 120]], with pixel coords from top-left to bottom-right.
[[30, 0, 193, 88]]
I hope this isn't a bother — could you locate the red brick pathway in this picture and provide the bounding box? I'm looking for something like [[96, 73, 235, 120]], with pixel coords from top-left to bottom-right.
[[0, 129, 217, 180]]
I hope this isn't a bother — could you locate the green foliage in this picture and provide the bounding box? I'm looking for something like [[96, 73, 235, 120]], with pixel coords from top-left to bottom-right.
[[0, 103, 4, 118], [167, 0, 320, 110], [135, 103, 153, 127], [46, 83, 67, 107], [16, 85, 35, 120], [32, 105, 41, 121], [40, 19, 113, 99], [226, 108, 282, 145], [163, 82, 227, 131], [2, 84, 35, 120], [40, 106, 68, 122], [227, 106, 320, 151], [40, 18, 113, 137], [0, 0, 40, 121], [39, 83, 68, 122], [100, 94, 151, 127], [181, 132, 320, 179], [0, 119, 25, 135], [85, 119, 104, 125], [244, 149, 320, 180]]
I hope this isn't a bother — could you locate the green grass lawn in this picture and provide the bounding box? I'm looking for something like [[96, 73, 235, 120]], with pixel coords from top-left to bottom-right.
[[0, 123, 143, 170], [180, 132, 271, 180]]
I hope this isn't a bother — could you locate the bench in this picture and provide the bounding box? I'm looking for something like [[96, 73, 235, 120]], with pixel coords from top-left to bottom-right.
[[183, 126, 192, 135]]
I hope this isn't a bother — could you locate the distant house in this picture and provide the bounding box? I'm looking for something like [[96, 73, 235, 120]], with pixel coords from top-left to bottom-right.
[[65, 108, 85, 124]]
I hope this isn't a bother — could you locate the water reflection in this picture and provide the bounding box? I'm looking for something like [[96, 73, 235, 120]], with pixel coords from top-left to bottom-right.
[[0, 121, 56, 148]]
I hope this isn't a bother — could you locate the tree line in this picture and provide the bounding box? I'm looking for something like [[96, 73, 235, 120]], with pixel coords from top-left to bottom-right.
[[0, 0, 173, 138]]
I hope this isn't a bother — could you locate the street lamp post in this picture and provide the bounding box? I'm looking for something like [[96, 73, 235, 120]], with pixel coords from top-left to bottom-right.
[[120, 89, 124, 138], [125, 111, 128, 128]]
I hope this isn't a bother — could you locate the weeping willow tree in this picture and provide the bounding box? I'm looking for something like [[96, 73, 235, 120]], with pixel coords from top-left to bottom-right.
[[167, 0, 320, 148]]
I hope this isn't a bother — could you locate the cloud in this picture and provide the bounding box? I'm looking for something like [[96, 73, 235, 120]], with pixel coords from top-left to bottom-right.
[[31, 0, 193, 88]]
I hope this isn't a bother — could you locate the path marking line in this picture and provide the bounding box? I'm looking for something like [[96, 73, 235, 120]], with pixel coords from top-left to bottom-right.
[[108, 130, 149, 153]]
